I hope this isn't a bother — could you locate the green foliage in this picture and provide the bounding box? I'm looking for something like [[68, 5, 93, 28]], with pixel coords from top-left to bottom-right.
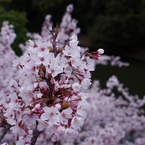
[[88, 13, 140, 51], [88, 0, 145, 52], [0, 6, 28, 55]]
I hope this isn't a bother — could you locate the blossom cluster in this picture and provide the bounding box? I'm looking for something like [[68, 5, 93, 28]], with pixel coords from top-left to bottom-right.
[[33, 76, 145, 145], [10, 32, 102, 144], [0, 4, 104, 145], [20, 4, 80, 52], [0, 21, 17, 95]]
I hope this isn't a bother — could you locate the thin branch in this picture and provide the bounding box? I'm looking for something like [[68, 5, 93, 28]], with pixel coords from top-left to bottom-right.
[[49, 29, 58, 57], [0, 123, 11, 143], [43, 77, 54, 100], [30, 122, 43, 145]]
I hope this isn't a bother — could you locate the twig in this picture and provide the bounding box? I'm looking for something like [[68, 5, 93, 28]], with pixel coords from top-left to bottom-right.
[[30, 122, 43, 145], [0, 123, 11, 143]]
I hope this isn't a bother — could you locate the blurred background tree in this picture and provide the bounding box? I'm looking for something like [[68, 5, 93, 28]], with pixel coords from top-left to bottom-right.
[[0, 0, 145, 60]]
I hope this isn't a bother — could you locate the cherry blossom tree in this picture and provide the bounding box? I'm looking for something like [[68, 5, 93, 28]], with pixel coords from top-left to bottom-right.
[[0, 4, 144, 145]]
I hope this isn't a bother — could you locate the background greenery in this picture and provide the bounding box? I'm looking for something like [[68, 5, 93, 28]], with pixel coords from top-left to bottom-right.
[[0, 0, 145, 60]]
